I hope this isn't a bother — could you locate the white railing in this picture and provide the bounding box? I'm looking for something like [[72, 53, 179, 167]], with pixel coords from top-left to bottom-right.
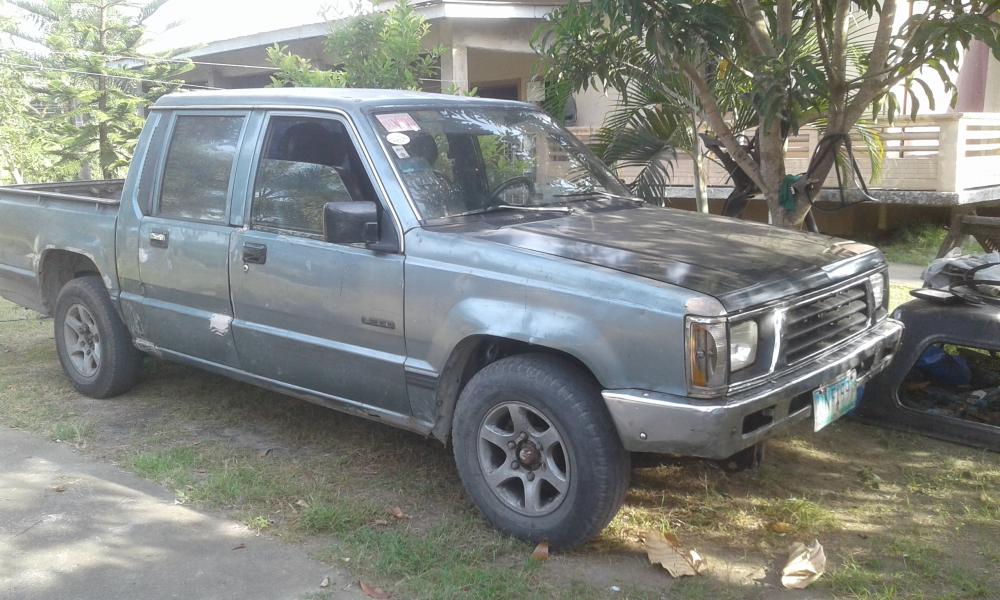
[[569, 112, 1000, 194]]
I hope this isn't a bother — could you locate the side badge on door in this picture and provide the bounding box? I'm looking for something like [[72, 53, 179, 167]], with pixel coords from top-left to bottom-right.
[[362, 316, 396, 330]]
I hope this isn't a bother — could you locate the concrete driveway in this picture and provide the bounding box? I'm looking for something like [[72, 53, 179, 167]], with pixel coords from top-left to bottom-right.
[[0, 426, 358, 600]]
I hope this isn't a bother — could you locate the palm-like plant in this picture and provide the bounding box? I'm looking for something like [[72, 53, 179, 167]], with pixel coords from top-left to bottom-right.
[[535, 0, 993, 228], [564, 9, 887, 221]]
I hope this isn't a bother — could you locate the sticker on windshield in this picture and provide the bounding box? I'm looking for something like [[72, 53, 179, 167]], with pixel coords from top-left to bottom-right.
[[386, 132, 411, 145], [391, 145, 410, 159], [376, 113, 421, 132]]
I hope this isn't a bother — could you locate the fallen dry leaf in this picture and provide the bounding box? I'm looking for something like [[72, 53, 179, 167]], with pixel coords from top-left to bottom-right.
[[531, 541, 550, 561], [51, 484, 68, 493], [295, 499, 309, 509], [359, 580, 390, 599], [256, 448, 273, 459], [372, 518, 390, 526], [781, 539, 826, 589], [643, 530, 706, 578], [387, 506, 410, 520], [319, 576, 330, 588], [768, 521, 795, 534], [231, 543, 247, 551]]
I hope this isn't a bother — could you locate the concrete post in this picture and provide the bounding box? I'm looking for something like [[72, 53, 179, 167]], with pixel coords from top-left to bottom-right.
[[937, 116, 966, 193], [441, 44, 469, 93]]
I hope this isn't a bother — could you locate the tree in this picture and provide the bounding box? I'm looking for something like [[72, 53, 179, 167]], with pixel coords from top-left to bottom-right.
[[8, 0, 191, 180], [1, 18, 39, 182], [267, 0, 441, 90], [537, 1, 1000, 228]]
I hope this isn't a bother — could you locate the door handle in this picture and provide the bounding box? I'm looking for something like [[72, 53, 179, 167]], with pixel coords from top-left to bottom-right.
[[149, 230, 169, 248], [242, 242, 267, 265]]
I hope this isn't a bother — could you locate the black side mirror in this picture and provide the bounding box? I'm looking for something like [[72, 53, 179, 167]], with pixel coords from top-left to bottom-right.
[[324, 201, 379, 246]]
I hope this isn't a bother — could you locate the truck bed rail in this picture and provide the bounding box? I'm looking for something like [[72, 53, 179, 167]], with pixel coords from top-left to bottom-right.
[[0, 179, 124, 205]]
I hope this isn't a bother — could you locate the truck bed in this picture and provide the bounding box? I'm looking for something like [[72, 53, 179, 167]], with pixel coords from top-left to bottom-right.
[[0, 179, 123, 314]]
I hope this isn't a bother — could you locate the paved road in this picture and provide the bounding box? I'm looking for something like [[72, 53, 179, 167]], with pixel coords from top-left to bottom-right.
[[0, 426, 358, 600]]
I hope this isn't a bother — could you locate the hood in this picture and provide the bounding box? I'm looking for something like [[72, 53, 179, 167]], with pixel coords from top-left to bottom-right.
[[470, 206, 884, 312]]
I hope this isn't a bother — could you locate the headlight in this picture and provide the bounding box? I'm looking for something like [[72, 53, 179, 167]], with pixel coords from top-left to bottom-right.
[[729, 319, 758, 372], [869, 272, 886, 308], [685, 316, 727, 396]]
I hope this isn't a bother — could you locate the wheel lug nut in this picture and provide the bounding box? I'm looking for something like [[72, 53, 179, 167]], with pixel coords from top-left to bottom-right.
[[510, 461, 519, 470], [526, 472, 535, 482]]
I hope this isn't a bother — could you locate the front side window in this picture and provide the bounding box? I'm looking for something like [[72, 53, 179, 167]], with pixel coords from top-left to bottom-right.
[[251, 116, 370, 237], [159, 115, 244, 222], [369, 107, 630, 220]]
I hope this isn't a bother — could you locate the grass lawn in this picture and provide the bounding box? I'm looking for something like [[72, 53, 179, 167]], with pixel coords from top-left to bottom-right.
[[1, 297, 998, 599], [862, 222, 982, 267]]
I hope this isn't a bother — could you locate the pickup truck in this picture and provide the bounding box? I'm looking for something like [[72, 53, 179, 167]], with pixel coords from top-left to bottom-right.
[[0, 88, 902, 548]]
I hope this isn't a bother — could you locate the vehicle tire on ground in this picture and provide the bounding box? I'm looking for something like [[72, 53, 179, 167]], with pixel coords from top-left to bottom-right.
[[53, 275, 142, 398], [452, 353, 630, 549], [718, 442, 766, 472]]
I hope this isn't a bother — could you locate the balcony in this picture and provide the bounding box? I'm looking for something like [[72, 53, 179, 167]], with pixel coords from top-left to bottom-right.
[[569, 113, 1000, 207]]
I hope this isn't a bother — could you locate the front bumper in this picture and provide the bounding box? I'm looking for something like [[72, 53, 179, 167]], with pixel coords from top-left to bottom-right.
[[602, 318, 903, 459]]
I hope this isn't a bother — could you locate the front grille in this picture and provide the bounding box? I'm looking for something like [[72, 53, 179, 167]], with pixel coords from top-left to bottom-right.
[[782, 284, 870, 364]]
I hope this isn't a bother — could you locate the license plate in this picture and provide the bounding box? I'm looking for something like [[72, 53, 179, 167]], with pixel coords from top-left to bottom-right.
[[812, 369, 858, 431]]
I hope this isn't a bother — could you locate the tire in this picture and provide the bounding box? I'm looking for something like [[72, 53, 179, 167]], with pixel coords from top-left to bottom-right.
[[718, 442, 766, 472], [452, 353, 630, 549], [53, 275, 142, 398]]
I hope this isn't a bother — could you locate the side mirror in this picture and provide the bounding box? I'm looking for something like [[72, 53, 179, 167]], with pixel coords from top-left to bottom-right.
[[324, 201, 379, 246]]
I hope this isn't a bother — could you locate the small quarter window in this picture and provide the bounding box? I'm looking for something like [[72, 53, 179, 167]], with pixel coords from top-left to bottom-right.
[[158, 115, 244, 222]]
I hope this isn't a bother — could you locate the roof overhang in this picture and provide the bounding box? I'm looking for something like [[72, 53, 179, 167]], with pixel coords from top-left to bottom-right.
[[162, 1, 562, 59]]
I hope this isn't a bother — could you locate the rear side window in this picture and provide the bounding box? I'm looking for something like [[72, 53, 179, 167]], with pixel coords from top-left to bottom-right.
[[158, 115, 245, 222]]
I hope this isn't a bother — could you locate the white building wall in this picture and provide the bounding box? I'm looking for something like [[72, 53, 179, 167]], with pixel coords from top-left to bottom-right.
[[573, 85, 619, 130]]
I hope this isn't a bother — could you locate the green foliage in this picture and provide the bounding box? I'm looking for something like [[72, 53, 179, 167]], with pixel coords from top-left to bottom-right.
[[267, 0, 441, 90], [6, 0, 191, 180], [0, 52, 68, 184], [265, 45, 345, 88], [536, 1, 1000, 225], [477, 136, 532, 191]]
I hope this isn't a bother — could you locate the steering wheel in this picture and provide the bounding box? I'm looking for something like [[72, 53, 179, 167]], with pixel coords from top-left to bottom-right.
[[488, 175, 534, 203]]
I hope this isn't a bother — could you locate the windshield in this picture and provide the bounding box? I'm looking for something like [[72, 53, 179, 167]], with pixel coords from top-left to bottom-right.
[[369, 106, 631, 220]]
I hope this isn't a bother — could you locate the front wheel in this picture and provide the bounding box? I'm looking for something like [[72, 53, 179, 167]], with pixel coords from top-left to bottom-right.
[[452, 354, 629, 549], [54, 276, 142, 398]]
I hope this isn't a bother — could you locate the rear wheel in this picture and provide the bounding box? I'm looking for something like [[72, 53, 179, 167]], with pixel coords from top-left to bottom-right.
[[54, 276, 142, 398], [452, 354, 629, 549]]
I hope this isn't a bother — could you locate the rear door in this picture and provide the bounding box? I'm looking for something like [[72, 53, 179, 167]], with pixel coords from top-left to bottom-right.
[[136, 110, 252, 366], [228, 111, 409, 415]]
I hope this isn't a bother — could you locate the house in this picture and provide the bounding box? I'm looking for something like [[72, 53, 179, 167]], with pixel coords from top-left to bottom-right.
[[149, 0, 1000, 236]]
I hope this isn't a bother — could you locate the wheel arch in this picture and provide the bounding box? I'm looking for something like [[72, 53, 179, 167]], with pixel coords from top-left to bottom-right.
[[39, 249, 104, 315], [430, 334, 601, 444]]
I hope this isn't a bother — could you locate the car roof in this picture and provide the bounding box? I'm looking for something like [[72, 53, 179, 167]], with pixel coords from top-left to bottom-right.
[[153, 87, 534, 113]]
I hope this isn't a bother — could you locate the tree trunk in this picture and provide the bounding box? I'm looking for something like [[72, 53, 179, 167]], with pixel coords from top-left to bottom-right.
[[787, 128, 852, 228], [97, 2, 112, 180], [691, 117, 709, 214], [758, 118, 787, 226]]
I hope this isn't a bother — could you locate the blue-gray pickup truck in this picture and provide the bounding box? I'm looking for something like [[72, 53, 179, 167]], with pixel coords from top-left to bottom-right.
[[0, 89, 902, 548]]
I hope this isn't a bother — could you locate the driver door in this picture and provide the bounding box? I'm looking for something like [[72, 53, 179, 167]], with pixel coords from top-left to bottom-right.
[[228, 112, 409, 415]]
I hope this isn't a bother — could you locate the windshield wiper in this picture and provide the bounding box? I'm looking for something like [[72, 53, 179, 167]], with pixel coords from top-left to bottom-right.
[[449, 204, 573, 218], [493, 204, 572, 213], [552, 189, 639, 201]]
